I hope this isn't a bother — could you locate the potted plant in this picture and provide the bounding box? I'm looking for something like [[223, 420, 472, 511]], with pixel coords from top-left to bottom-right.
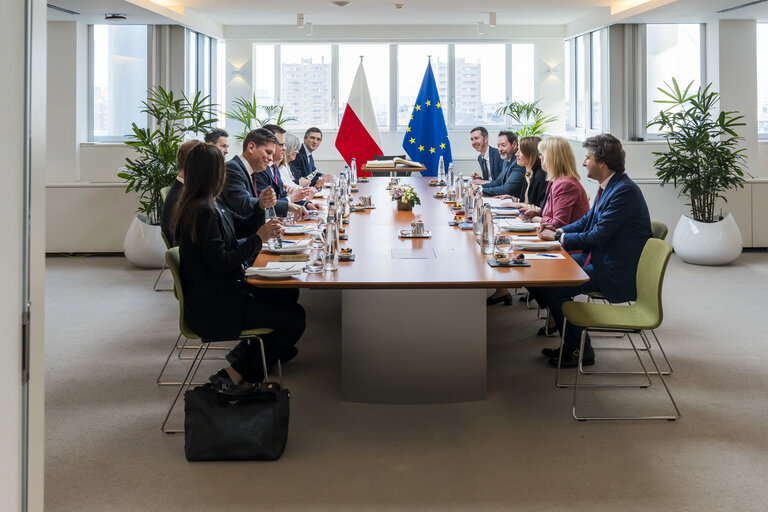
[[496, 99, 557, 137], [390, 184, 421, 211], [120, 86, 217, 267], [226, 95, 296, 141], [648, 78, 748, 265]]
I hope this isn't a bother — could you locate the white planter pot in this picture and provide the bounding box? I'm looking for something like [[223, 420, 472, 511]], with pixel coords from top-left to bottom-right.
[[672, 213, 742, 266], [123, 215, 166, 268]]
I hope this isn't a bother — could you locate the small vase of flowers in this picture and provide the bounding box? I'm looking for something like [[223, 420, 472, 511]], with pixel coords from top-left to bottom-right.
[[390, 184, 421, 211]]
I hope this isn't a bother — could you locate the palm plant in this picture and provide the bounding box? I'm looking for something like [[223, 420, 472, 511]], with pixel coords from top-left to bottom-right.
[[226, 95, 296, 141], [647, 78, 747, 223], [496, 100, 557, 137], [121, 86, 218, 224]]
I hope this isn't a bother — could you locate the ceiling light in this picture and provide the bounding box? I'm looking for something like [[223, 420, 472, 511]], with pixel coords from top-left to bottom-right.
[[306, 22, 313, 36], [105, 13, 127, 21], [394, 3, 404, 8], [331, 1, 351, 6], [297, 13, 304, 29], [489, 12, 496, 27], [477, 22, 484, 35]]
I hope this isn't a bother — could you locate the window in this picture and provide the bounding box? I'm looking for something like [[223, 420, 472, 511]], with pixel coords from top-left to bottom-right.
[[280, 45, 333, 128], [564, 40, 572, 127], [453, 44, 506, 126], [252, 44, 275, 105], [758, 24, 768, 136], [646, 24, 702, 133], [575, 35, 586, 128], [186, 30, 220, 109], [91, 25, 148, 142], [590, 30, 603, 131], [565, 28, 608, 135], [397, 45, 448, 127], [338, 44, 389, 128]]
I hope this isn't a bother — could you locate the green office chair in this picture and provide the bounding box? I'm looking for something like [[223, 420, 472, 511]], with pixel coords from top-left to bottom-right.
[[161, 247, 274, 434], [153, 186, 174, 292], [556, 238, 680, 421]]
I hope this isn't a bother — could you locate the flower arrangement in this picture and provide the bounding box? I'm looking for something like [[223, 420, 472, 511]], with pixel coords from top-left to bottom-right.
[[390, 184, 421, 206]]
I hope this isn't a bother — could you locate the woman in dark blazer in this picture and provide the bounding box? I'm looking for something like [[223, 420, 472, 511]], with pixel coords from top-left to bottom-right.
[[173, 144, 306, 387], [498, 136, 547, 210]]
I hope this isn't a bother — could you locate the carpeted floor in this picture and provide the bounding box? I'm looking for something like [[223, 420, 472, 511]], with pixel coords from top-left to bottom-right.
[[44, 253, 768, 511]]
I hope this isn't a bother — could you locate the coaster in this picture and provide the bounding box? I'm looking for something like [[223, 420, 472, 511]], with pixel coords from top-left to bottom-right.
[[350, 206, 366, 212], [399, 229, 432, 238], [487, 259, 531, 268], [458, 222, 473, 230], [339, 253, 356, 261], [343, 218, 350, 224], [428, 181, 446, 187], [357, 177, 369, 183], [448, 221, 459, 226], [339, 234, 349, 240], [433, 194, 446, 199]]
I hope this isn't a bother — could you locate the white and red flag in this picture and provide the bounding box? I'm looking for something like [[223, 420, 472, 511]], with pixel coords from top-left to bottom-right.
[[335, 60, 382, 177]]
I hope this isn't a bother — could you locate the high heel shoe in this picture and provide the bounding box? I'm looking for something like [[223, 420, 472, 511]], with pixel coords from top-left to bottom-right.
[[487, 293, 513, 306]]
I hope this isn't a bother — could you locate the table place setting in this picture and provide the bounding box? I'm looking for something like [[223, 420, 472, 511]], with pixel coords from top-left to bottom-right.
[[511, 239, 562, 251], [263, 239, 311, 254], [283, 224, 315, 235], [498, 218, 538, 232], [246, 261, 304, 279]]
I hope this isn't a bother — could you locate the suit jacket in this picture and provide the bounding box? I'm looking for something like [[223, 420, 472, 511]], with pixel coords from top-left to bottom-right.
[[289, 145, 321, 186], [519, 162, 547, 208], [160, 178, 183, 247], [179, 201, 263, 340], [221, 156, 287, 220], [477, 146, 503, 181], [561, 172, 652, 303], [253, 163, 293, 216], [482, 155, 526, 198], [540, 177, 590, 229]]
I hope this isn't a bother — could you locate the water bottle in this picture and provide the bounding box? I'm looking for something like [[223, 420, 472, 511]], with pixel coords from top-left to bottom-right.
[[480, 204, 495, 254], [464, 184, 474, 223], [265, 206, 281, 249], [455, 173, 463, 207], [437, 155, 445, 184], [447, 163, 455, 188], [473, 186, 484, 235], [350, 158, 358, 186], [325, 204, 339, 272]]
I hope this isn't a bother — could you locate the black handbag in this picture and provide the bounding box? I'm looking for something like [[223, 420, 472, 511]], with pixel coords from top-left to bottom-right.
[[184, 381, 289, 461]]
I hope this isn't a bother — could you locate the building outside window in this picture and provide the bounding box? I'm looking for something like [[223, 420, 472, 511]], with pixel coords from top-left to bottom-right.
[[758, 24, 768, 136]]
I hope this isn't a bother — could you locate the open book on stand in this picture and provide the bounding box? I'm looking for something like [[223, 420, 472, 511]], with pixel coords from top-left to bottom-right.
[[365, 157, 422, 168]]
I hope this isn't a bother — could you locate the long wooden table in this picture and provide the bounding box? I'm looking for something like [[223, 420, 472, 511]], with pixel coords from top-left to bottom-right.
[[249, 177, 588, 404]]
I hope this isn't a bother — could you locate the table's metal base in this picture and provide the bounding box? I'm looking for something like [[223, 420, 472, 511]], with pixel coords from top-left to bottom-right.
[[341, 288, 487, 404]]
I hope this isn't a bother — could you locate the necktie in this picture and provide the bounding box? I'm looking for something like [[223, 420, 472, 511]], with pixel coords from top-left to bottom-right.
[[583, 186, 604, 267], [251, 173, 258, 195], [272, 164, 279, 183], [482, 158, 489, 180], [308, 153, 315, 173]]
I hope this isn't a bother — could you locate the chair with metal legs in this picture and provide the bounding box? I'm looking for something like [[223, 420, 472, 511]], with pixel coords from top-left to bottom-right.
[[160, 247, 274, 433], [555, 238, 680, 421], [153, 186, 174, 291]]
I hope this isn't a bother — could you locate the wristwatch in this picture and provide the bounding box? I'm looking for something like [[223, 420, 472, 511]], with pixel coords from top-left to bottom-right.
[[554, 230, 563, 242]]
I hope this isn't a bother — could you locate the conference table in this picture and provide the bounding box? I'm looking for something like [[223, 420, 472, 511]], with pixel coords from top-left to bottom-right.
[[248, 177, 588, 404]]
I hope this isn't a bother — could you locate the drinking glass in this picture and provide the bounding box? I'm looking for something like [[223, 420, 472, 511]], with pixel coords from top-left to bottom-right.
[[265, 206, 282, 249], [305, 245, 325, 273], [494, 233, 513, 257]]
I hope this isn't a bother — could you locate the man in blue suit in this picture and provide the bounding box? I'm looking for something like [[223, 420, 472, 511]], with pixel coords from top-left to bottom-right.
[[256, 124, 315, 213], [532, 134, 653, 367], [470, 126, 503, 182], [289, 127, 331, 187], [479, 131, 526, 198]]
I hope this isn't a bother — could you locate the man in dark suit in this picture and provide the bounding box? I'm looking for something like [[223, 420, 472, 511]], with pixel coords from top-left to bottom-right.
[[469, 126, 503, 182], [532, 134, 653, 367], [160, 139, 202, 246], [257, 124, 316, 212], [480, 131, 526, 198], [219, 128, 284, 224], [289, 127, 331, 187]]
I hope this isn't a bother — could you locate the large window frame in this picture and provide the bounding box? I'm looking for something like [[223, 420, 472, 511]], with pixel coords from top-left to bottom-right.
[[186, 29, 222, 121], [565, 28, 609, 137], [757, 23, 768, 139], [250, 42, 536, 132]]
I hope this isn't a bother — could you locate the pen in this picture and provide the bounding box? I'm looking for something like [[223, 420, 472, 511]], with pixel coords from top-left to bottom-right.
[[518, 210, 529, 221], [535, 253, 558, 258]]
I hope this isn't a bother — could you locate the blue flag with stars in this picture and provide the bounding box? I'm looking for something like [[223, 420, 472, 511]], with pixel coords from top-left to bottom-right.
[[402, 62, 452, 177]]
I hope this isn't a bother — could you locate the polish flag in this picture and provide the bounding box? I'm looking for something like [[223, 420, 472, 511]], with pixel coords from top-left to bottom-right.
[[335, 61, 383, 177]]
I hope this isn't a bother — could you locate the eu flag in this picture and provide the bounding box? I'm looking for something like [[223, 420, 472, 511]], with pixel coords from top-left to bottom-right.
[[402, 62, 452, 177]]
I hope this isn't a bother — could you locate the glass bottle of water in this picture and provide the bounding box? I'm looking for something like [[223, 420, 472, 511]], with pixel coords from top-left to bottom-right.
[[464, 183, 474, 223], [350, 158, 358, 186], [265, 206, 281, 249], [325, 204, 339, 272], [473, 186, 484, 235], [447, 163, 455, 188], [455, 173, 463, 207], [437, 155, 445, 183], [480, 204, 495, 254]]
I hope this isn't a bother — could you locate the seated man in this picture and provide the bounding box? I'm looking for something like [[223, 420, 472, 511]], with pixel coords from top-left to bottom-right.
[[221, 128, 307, 221], [160, 139, 202, 246], [290, 127, 332, 187], [477, 130, 526, 198], [257, 124, 316, 212], [205, 128, 230, 158], [530, 134, 653, 367], [469, 126, 503, 183]]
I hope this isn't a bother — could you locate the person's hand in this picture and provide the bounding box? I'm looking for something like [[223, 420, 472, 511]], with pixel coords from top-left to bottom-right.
[[289, 203, 309, 221], [321, 174, 333, 184], [258, 187, 277, 209], [256, 218, 283, 243], [521, 207, 539, 219], [300, 187, 315, 200], [305, 202, 318, 211], [470, 172, 482, 181], [287, 188, 305, 202], [539, 221, 556, 232], [500, 201, 522, 209], [298, 177, 311, 187], [538, 228, 556, 241]]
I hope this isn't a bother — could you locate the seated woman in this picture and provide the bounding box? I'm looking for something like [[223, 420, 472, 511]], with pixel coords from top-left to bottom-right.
[[488, 136, 547, 306], [496, 136, 547, 212], [173, 144, 306, 387], [280, 133, 317, 209], [523, 136, 589, 335]]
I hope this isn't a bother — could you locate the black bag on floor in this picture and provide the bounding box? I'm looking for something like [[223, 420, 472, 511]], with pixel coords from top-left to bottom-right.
[[184, 381, 289, 461]]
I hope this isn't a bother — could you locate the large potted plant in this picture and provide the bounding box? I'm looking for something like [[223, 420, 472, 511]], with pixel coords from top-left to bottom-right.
[[648, 78, 747, 265], [120, 86, 217, 267], [496, 99, 557, 136]]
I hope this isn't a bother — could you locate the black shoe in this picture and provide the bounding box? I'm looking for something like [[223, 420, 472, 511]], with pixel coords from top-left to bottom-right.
[[541, 346, 561, 359], [209, 369, 253, 390], [279, 346, 299, 364], [487, 293, 513, 306], [537, 325, 559, 337], [225, 340, 250, 365], [548, 347, 595, 368]]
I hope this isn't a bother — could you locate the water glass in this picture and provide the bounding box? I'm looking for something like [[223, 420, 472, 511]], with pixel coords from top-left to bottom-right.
[[494, 233, 513, 257], [265, 206, 282, 249], [305, 245, 325, 273]]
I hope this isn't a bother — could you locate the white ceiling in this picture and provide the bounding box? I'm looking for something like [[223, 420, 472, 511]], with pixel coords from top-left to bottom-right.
[[46, 0, 768, 27]]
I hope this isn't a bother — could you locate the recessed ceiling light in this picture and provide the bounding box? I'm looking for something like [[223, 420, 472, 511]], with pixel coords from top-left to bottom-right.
[[331, 1, 351, 6], [105, 13, 127, 21], [394, 3, 404, 8]]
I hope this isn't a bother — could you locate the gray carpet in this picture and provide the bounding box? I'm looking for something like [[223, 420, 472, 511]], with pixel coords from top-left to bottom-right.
[[45, 253, 768, 511]]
